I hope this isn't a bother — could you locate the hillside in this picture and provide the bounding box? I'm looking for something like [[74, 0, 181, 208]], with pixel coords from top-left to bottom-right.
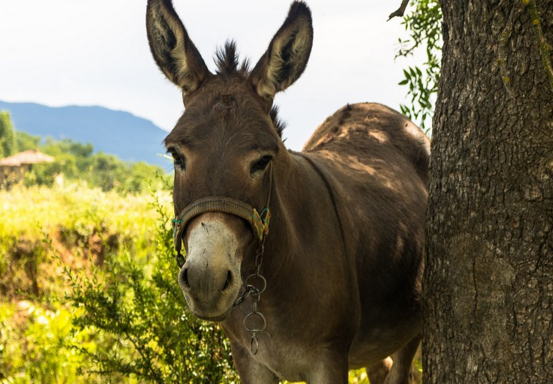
[[0, 100, 170, 168]]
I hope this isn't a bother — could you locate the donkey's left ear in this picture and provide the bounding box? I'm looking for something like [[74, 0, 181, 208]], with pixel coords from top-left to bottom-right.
[[250, 1, 313, 102]]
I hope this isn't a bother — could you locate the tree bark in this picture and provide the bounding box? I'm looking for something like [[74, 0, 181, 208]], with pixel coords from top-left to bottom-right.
[[424, 0, 553, 383]]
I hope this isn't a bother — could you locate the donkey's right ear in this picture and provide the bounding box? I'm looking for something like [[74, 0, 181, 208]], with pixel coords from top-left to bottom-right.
[[146, 0, 211, 94]]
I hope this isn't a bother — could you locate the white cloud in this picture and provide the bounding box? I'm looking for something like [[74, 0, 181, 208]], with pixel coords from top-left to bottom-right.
[[0, 0, 421, 150]]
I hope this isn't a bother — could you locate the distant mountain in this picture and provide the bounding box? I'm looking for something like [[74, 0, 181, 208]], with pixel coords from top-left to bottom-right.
[[0, 100, 170, 168]]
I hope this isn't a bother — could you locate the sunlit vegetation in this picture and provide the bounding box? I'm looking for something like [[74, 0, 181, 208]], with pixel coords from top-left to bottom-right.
[[0, 182, 239, 383]]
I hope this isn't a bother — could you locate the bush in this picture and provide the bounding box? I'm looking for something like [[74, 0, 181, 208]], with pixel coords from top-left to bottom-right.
[[0, 111, 17, 158], [8, 133, 171, 194], [63, 188, 239, 383], [0, 183, 162, 300], [0, 301, 92, 384], [0, 182, 239, 383]]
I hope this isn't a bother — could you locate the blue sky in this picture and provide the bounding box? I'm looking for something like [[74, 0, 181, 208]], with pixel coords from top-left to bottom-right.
[[0, 0, 421, 150]]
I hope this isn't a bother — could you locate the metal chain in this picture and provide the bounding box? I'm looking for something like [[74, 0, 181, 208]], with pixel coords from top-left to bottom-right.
[[232, 239, 267, 355]]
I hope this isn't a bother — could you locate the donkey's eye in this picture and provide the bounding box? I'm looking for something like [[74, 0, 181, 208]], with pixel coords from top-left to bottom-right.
[[168, 148, 186, 170], [251, 155, 273, 174]]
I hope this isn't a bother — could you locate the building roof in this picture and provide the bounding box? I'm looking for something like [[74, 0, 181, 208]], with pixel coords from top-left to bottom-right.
[[0, 150, 55, 166]]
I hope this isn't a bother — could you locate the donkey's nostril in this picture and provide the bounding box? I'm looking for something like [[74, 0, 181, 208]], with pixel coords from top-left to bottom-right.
[[181, 268, 190, 289], [222, 271, 233, 293]]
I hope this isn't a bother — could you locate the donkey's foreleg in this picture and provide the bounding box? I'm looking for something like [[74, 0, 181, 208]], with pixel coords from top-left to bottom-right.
[[306, 352, 349, 384], [366, 357, 393, 384], [230, 342, 279, 384], [383, 334, 421, 384]]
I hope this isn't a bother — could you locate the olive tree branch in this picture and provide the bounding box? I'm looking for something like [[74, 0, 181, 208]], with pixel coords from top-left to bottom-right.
[[389, 0, 411, 20], [523, 0, 553, 93], [497, 3, 522, 99]]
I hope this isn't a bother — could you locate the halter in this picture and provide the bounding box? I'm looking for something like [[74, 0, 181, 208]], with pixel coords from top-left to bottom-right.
[[171, 164, 273, 266], [171, 165, 273, 355]]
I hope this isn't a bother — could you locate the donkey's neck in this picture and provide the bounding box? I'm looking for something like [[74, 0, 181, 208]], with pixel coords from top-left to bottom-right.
[[259, 150, 348, 293]]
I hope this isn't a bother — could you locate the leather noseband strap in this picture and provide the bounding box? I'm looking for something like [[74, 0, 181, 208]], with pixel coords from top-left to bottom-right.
[[172, 165, 272, 267]]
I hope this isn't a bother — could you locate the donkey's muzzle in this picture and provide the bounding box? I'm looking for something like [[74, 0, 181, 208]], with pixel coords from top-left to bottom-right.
[[177, 215, 244, 321]]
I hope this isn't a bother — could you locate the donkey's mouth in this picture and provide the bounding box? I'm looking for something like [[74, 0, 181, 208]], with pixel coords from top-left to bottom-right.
[[183, 290, 238, 322], [192, 308, 232, 322]]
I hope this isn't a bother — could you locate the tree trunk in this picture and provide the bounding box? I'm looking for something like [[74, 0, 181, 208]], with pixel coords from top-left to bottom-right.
[[424, 0, 553, 382]]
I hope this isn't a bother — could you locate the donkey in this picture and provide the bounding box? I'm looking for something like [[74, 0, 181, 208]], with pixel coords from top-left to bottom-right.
[[146, 1, 429, 383]]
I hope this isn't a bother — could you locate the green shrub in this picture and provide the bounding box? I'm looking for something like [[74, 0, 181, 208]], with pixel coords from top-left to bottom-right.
[[16, 131, 41, 152], [0, 301, 92, 384], [8, 134, 171, 194], [63, 188, 239, 383], [0, 111, 17, 158], [0, 182, 239, 383]]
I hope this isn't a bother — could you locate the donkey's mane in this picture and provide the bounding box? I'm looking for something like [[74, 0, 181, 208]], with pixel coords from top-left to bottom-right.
[[215, 41, 250, 76], [215, 41, 286, 138], [269, 105, 286, 139]]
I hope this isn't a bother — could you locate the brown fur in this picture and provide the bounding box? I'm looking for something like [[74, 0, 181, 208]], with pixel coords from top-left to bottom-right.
[[147, 1, 429, 383]]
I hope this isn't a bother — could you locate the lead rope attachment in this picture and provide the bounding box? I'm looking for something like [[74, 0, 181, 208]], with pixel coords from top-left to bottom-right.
[[235, 236, 268, 355], [172, 217, 185, 268]]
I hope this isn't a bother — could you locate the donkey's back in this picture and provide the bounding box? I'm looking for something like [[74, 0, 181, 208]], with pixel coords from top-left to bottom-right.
[[305, 102, 430, 186]]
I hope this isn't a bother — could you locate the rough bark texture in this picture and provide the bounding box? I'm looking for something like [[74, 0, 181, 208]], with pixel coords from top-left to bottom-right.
[[424, 0, 553, 383]]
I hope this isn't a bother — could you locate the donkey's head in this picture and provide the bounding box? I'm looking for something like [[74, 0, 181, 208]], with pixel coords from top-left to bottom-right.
[[147, 0, 313, 321]]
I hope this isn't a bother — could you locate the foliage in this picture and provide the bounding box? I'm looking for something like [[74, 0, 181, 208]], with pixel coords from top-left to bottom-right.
[[0, 122, 169, 193], [396, 0, 442, 132], [0, 111, 17, 158], [0, 183, 164, 302], [3, 129, 171, 193], [0, 301, 92, 384], [0, 182, 239, 383], [33, 137, 170, 193], [16, 130, 41, 153], [349, 369, 370, 383], [63, 188, 239, 383]]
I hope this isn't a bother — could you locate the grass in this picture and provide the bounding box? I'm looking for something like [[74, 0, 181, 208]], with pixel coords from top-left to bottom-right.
[[0, 182, 171, 299], [0, 182, 172, 383], [0, 182, 168, 254]]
